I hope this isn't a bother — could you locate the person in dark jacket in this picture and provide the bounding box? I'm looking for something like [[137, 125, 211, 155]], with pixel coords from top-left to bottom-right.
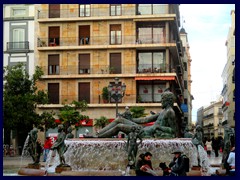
[[168, 147, 187, 176], [135, 152, 157, 176]]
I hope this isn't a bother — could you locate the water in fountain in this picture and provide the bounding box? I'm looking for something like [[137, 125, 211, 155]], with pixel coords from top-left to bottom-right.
[[20, 135, 31, 166], [62, 138, 210, 175], [124, 166, 130, 176], [45, 150, 60, 173]]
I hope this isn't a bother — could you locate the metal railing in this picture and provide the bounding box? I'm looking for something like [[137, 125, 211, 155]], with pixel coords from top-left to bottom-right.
[[6, 41, 29, 52], [37, 34, 172, 47], [37, 5, 169, 19], [46, 93, 164, 105], [40, 64, 170, 76]]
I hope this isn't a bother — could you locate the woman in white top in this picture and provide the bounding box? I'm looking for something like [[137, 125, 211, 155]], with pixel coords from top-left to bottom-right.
[[227, 147, 235, 176], [205, 139, 212, 157]]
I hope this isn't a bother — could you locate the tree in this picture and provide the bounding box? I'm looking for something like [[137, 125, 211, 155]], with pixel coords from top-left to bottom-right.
[[130, 106, 147, 118], [3, 63, 48, 146], [58, 100, 89, 132], [94, 116, 110, 129]]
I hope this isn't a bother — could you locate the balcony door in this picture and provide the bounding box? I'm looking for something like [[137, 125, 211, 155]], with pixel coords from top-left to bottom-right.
[[79, 25, 90, 45], [48, 83, 59, 104], [78, 83, 90, 103], [49, 4, 60, 18], [49, 26, 60, 46], [110, 53, 121, 74], [12, 28, 25, 49]]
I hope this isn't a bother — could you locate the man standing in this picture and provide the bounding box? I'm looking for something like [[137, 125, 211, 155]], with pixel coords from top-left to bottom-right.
[[43, 137, 53, 162]]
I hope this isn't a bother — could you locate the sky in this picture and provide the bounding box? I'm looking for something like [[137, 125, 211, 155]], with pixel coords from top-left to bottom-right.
[[179, 4, 235, 123]]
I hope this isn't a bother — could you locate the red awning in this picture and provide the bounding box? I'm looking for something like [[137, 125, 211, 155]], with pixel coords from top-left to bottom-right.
[[135, 76, 175, 81]]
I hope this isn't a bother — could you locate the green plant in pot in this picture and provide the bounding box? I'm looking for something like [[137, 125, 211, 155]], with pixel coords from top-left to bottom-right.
[[102, 86, 109, 103]]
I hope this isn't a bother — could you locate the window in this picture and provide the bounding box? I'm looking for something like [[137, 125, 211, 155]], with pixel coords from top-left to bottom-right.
[[137, 51, 165, 73], [48, 83, 59, 104], [78, 83, 90, 103], [48, 55, 60, 75], [110, 4, 121, 16], [12, 28, 25, 49], [110, 24, 121, 45], [110, 53, 121, 74], [49, 4, 60, 18], [48, 26, 60, 46], [79, 54, 90, 74], [12, 8, 27, 17], [184, 80, 187, 89], [137, 22, 165, 44], [137, 4, 167, 15], [137, 81, 165, 103], [79, 4, 90, 17]]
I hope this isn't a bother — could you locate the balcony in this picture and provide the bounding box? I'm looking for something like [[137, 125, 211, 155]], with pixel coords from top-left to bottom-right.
[[37, 5, 169, 19], [37, 34, 174, 48], [39, 64, 171, 77], [6, 41, 30, 53]]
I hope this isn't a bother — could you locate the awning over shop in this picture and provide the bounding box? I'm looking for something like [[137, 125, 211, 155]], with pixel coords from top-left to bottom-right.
[[135, 76, 175, 81]]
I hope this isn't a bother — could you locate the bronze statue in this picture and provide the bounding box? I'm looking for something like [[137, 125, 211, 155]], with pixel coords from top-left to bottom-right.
[[27, 127, 39, 164], [51, 124, 68, 166], [192, 125, 204, 147], [184, 127, 193, 138], [121, 106, 132, 120], [126, 125, 143, 168], [65, 126, 74, 139], [97, 91, 176, 138]]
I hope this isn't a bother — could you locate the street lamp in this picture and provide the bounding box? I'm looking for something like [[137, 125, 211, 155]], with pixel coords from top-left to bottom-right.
[[108, 77, 126, 117]]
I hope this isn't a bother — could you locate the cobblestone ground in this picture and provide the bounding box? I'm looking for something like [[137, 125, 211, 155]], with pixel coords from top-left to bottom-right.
[[3, 152, 223, 176]]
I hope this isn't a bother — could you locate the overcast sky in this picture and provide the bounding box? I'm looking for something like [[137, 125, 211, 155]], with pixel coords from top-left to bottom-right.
[[179, 4, 235, 122]]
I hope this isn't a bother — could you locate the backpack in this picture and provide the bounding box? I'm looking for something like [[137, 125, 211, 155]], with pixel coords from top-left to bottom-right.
[[181, 154, 190, 172]]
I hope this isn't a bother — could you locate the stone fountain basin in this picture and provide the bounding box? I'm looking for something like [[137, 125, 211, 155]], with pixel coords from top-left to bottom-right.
[[64, 138, 199, 171]]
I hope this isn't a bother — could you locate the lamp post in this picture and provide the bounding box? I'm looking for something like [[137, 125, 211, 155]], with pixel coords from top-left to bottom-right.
[[108, 77, 126, 117]]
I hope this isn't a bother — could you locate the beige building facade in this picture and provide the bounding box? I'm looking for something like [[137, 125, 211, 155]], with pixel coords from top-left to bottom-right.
[[221, 10, 235, 129], [35, 4, 190, 137], [202, 101, 223, 139]]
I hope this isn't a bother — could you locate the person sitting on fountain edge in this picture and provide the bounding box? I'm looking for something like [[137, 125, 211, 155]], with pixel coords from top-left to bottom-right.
[[135, 152, 157, 176], [97, 90, 176, 138]]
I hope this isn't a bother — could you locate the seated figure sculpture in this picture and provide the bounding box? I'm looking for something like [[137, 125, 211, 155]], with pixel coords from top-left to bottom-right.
[[97, 91, 176, 138]]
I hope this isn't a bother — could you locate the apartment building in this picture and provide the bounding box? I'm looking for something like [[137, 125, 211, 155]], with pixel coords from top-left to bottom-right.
[[3, 4, 36, 152], [221, 10, 235, 129], [35, 4, 188, 137], [180, 27, 193, 130], [202, 101, 223, 139]]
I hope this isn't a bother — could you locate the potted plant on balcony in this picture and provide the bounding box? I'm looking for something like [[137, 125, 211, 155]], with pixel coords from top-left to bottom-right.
[[102, 87, 109, 103]]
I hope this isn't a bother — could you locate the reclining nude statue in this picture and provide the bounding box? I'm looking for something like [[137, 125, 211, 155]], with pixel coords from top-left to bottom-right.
[[97, 91, 176, 138]]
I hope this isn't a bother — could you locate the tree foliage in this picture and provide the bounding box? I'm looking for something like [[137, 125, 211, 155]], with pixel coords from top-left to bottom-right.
[[130, 106, 147, 118], [3, 63, 48, 134], [58, 100, 89, 131], [94, 116, 110, 129]]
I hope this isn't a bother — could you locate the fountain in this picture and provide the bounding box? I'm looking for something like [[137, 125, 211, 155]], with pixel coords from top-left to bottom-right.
[[17, 91, 211, 176], [64, 138, 195, 170]]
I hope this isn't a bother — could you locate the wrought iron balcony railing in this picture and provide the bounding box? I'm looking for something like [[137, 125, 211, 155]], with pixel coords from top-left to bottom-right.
[[37, 34, 173, 47], [6, 41, 30, 52], [39, 64, 170, 76], [37, 5, 169, 19]]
